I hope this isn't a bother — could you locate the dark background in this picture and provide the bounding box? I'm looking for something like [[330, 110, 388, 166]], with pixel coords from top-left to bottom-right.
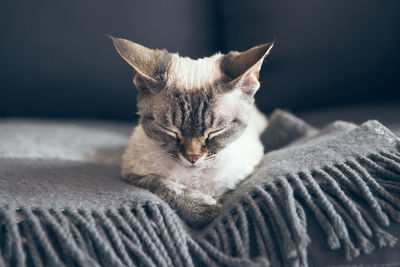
[[0, 0, 399, 121]]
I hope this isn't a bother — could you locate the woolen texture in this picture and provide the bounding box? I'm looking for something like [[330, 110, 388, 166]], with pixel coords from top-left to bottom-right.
[[0, 110, 400, 266]]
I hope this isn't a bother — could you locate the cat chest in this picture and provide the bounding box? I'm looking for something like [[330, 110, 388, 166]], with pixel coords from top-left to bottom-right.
[[165, 158, 259, 197]]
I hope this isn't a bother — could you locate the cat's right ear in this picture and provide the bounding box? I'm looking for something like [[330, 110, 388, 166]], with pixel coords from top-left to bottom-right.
[[109, 36, 170, 93]]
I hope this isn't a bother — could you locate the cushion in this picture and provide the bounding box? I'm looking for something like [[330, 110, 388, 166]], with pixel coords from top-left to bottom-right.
[[299, 102, 400, 136]]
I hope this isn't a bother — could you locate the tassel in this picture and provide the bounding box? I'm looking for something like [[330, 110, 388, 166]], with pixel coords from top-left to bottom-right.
[[326, 195, 375, 254], [337, 163, 389, 226], [20, 207, 63, 267], [153, 205, 194, 267], [35, 209, 97, 267], [235, 204, 250, 256], [255, 186, 298, 262], [354, 204, 398, 248], [272, 178, 309, 266], [300, 171, 360, 260], [0, 207, 25, 267], [245, 195, 280, 265], [226, 213, 246, 257], [288, 173, 341, 250], [315, 169, 372, 237], [91, 210, 135, 267], [119, 206, 169, 267]]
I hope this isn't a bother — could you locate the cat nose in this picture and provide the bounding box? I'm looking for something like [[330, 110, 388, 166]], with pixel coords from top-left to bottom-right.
[[184, 154, 201, 164]]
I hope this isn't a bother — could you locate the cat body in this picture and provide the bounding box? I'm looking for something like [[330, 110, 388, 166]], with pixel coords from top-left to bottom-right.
[[111, 36, 273, 226]]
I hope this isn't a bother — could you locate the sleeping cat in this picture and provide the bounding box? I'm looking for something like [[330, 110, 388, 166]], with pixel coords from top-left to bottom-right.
[[110, 36, 273, 227]]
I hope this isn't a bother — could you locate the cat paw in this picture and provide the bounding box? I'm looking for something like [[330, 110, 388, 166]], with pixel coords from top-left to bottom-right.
[[186, 190, 217, 205], [192, 202, 222, 227], [178, 191, 222, 228]]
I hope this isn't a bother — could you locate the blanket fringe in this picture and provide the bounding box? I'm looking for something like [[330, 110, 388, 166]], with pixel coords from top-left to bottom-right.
[[1, 150, 400, 266], [198, 150, 400, 266]]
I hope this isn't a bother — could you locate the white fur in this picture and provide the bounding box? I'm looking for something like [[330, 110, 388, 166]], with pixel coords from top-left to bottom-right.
[[122, 106, 267, 198], [166, 53, 223, 90]]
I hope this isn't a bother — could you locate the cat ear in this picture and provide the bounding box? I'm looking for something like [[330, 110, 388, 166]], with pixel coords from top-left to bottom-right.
[[222, 42, 274, 96], [109, 36, 170, 91]]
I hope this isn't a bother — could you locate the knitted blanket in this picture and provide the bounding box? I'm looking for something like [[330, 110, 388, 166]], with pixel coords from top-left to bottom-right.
[[1, 110, 399, 267]]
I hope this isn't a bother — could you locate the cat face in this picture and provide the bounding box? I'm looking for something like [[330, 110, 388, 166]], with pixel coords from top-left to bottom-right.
[[111, 36, 273, 166], [138, 87, 250, 167]]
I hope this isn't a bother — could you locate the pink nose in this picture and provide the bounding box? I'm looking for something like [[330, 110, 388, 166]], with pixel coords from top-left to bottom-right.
[[185, 154, 201, 164]]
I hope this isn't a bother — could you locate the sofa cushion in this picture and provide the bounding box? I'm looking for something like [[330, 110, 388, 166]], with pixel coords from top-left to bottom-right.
[[299, 102, 400, 136]]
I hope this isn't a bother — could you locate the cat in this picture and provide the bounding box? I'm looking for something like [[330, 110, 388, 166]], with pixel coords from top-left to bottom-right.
[[110, 36, 273, 227]]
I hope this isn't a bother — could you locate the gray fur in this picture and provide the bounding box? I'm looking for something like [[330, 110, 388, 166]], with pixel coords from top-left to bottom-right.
[[124, 173, 221, 227], [138, 88, 247, 160]]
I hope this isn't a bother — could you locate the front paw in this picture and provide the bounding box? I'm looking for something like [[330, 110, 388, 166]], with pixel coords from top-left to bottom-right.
[[178, 190, 222, 228]]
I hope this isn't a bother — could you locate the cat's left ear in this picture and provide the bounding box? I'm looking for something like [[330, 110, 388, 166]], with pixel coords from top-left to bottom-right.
[[221, 42, 274, 96]]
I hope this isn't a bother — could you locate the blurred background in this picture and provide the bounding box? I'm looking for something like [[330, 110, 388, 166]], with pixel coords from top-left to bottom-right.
[[0, 0, 399, 122]]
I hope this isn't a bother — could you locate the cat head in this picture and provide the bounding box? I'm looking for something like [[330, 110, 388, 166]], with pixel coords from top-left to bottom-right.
[[111, 36, 273, 167]]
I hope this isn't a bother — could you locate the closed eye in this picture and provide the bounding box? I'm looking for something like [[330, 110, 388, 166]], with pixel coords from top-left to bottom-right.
[[159, 125, 179, 139], [207, 128, 226, 140]]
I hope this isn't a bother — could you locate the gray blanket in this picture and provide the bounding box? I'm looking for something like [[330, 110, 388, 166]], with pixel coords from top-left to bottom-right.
[[0, 110, 399, 267]]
